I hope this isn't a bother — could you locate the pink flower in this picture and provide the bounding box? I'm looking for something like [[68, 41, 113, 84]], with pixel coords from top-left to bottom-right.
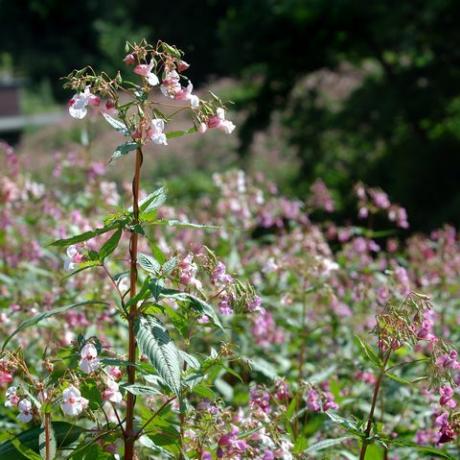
[[306, 389, 321, 412], [148, 119, 168, 145], [79, 343, 100, 374], [61, 385, 88, 416], [107, 366, 122, 381], [68, 86, 99, 119], [102, 378, 123, 404], [207, 108, 236, 134], [123, 53, 136, 65], [17, 399, 33, 423], [134, 61, 159, 86], [64, 245, 84, 271], [4, 386, 20, 407]]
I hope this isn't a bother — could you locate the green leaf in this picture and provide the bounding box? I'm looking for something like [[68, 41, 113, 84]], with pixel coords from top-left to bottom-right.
[[138, 253, 161, 275], [111, 142, 138, 161], [123, 384, 161, 396], [38, 419, 56, 460], [325, 411, 363, 436], [154, 219, 218, 230], [304, 436, 355, 454], [385, 372, 412, 385], [135, 315, 182, 396], [10, 439, 41, 460], [354, 336, 382, 368], [0, 422, 85, 459], [139, 187, 167, 214], [391, 440, 456, 458], [162, 257, 178, 275], [102, 112, 129, 135], [2, 300, 106, 352], [99, 228, 122, 260], [159, 290, 224, 332], [50, 223, 117, 247], [80, 380, 103, 410], [165, 127, 197, 139]]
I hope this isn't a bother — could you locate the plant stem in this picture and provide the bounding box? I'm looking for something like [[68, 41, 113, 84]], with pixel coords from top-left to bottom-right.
[[44, 412, 51, 460], [359, 346, 393, 460], [124, 147, 143, 460]]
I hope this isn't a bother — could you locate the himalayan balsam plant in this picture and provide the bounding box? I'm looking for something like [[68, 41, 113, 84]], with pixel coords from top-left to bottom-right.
[[0, 40, 259, 460]]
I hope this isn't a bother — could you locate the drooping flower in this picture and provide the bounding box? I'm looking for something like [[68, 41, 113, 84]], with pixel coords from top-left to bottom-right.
[[79, 342, 100, 374], [5, 386, 20, 407], [148, 119, 168, 145], [207, 108, 236, 134], [134, 61, 159, 86], [17, 399, 33, 423], [61, 385, 88, 416], [102, 378, 123, 404], [64, 245, 84, 271], [68, 86, 100, 119]]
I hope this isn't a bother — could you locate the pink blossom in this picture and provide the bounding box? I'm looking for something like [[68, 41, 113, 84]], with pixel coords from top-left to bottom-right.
[[17, 399, 33, 423], [61, 385, 88, 416], [134, 61, 159, 86], [79, 343, 100, 374], [207, 108, 236, 134], [68, 86, 99, 119], [148, 119, 168, 145]]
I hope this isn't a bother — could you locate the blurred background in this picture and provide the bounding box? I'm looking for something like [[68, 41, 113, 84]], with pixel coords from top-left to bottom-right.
[[1, 0, 460, 231]]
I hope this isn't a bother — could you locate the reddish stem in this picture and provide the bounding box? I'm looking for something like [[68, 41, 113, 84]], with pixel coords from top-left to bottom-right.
[[124, 147, 143, 460]]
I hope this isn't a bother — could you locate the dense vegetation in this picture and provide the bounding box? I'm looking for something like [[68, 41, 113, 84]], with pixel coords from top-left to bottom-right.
[[0, 39, 459, 459]]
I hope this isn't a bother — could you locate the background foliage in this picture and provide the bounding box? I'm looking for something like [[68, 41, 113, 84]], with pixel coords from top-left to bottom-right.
[[1, 0, 460, 229]]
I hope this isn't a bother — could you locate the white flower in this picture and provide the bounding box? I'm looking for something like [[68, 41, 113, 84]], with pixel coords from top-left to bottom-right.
[[102, 378, 123, 404], [316, 256, 339, 277], [17, 399, 33, 423], [61, 385, 88, 416], [5, 386, 19, 408], [149, 118, 168, 145], [64, 245, 83, 271], [79, 343, 100, 374], [68, 86, 99, 119]]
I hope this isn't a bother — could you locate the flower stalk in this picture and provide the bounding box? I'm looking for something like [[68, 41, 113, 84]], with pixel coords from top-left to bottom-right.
[[124, 146, 143, 459]]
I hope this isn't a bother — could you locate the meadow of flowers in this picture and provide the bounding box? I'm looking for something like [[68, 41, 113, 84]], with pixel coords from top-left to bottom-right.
[[0, 41, 459, 460]]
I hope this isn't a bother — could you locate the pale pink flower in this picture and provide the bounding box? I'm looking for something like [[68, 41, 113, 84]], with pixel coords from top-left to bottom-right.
[[207, 108, 235, 134], [79, 343, 100, 374], [17, 399, 33, 423], [148, 119, 168, 145], [68, 86, 99, 119], [134, 61, 159, 86], [102, 378, 123, 404], [61, 385, 88, 416], [4, 386, 20, 407], [64, 245, 84, 271]]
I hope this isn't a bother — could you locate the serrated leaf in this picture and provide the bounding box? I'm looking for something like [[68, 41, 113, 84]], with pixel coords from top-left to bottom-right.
[[123, 384, 161, 396], [102, 112, 129, 135], [162, 257, 178, 275], [138, 253, 161, 275], [50, 223, 117, 247], [99, 227, 122, 260], [2, 300, 106, 352], [139, 187, 167, 213], [136, 315, 182, 396], [111, 142, 138, 161]]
